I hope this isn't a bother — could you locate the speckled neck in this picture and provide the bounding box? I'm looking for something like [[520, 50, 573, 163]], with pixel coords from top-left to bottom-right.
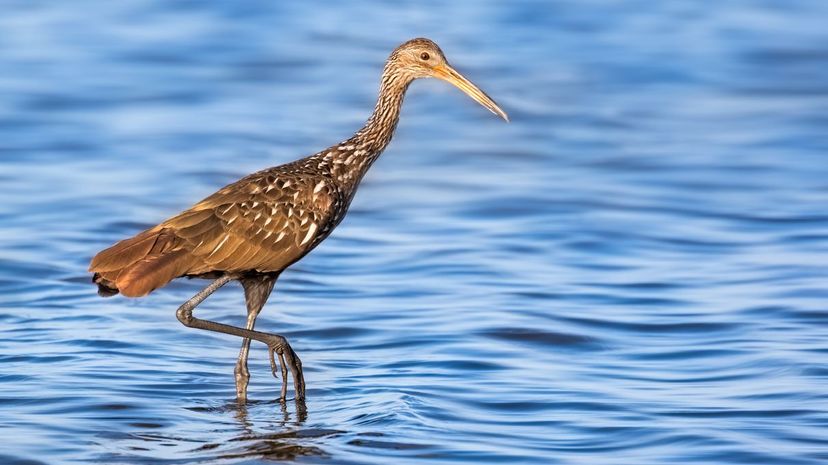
[[314, 62, 413, 190], [358, 62, 412, 153]]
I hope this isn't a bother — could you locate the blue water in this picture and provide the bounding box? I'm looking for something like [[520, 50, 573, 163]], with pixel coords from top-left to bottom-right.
[[1, 1, 827, 464]]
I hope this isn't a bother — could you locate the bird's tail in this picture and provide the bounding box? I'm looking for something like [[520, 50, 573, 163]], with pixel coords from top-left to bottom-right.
[[89, 229, 193, 298]]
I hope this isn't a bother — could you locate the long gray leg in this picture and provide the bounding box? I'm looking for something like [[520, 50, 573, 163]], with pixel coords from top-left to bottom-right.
[[235, 276, 277, 401], [176, 275, 305, 401]]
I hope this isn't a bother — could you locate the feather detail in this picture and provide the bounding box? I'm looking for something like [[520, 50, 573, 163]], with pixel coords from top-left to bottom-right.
[[116, 248, 193, 298], [88, 229, 161, 272]]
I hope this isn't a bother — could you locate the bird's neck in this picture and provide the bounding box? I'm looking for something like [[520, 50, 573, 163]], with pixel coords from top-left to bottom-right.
[[322, 66, 412, 189], [359, 67, 411, 152]]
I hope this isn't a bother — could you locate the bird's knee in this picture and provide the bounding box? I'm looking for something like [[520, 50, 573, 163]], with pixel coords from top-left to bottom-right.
[[176, 305, 193, 326]]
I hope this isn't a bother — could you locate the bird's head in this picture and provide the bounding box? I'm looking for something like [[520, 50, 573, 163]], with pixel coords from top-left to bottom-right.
[[388, 38, 509, 122]]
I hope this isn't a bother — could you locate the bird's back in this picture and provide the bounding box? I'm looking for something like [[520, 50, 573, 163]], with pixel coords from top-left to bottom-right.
[[90, 38, 507, 299], [90, 161, 344, 297]]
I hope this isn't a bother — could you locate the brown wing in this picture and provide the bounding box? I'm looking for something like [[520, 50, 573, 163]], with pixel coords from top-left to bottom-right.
[[181, 173, 340, 273], [89, 169, 341, 297]]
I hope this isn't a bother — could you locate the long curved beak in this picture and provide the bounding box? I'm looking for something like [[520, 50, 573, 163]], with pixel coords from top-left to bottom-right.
[[433, 64, 509, 122]]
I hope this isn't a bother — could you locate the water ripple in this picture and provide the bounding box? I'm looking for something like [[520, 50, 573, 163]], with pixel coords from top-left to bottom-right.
[[1, 1, 827, 464]]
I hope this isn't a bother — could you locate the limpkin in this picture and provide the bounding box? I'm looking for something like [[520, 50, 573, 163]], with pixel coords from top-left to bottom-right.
[[89, 38, 508, 402]]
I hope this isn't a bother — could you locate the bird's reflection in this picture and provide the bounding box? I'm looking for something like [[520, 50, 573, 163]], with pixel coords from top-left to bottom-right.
[[232, 397, 307, 430], [118, 397, 324, 462], [217, 397, 326, 461]]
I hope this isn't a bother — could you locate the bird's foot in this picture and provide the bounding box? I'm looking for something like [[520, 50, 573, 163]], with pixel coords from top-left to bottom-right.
[[265, 334, 305, 402]]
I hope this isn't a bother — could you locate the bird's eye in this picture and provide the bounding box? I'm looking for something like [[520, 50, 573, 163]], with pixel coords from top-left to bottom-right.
[[420, 52, 430, 61]]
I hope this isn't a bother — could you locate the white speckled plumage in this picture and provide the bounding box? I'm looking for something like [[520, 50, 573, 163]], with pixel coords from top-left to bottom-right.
[[90, 37, 507, 300], [87, 38, 507, 404]]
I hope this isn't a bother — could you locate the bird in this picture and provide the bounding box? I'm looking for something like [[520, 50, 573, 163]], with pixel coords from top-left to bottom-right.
[[88, 37, 508, 403]]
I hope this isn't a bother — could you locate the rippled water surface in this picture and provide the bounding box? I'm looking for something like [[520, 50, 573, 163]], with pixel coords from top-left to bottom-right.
[[2, 1, 827, 464]]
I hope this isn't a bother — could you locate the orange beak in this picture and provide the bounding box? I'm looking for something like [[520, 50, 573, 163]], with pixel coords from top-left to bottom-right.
[[433, 64, 509, 122]]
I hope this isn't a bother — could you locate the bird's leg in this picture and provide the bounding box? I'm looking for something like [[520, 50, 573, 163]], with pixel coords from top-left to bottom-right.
[[176, 275, 305, 401], [234, 310, 258, 402], [235, 276, 277, 402]]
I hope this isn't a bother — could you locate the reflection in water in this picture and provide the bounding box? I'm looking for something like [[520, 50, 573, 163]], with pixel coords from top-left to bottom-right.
[[2, 0, 828, 464], [231, 398, 309, 430], [221, 400, 327, 462], [115, 400, 324, 463]]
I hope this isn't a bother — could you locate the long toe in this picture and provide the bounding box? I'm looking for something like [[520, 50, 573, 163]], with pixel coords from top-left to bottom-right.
[[278, 352, 288, 401], [285, 343, 305, 401], [263, 334, 304, 401], [268, 344, 289, 402]]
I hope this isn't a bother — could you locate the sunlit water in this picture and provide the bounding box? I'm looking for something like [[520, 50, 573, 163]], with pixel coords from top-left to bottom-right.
[[1, 1, 827, 464]]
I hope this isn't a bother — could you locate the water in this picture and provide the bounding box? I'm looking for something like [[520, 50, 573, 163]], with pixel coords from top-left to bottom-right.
[[1, 1, 827, 463]]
